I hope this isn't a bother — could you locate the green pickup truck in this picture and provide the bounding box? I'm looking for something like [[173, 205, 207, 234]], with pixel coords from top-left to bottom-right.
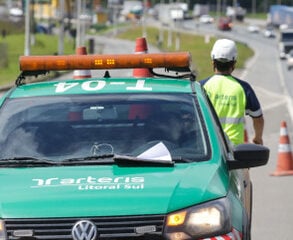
[[0, 51, 269, 240]]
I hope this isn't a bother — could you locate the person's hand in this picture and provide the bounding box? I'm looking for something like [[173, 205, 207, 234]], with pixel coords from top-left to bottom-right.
[[252, 137, 263, 145]]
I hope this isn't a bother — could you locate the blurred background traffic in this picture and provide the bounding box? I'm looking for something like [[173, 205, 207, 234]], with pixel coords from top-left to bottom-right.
[[0, 0, 292, 84]]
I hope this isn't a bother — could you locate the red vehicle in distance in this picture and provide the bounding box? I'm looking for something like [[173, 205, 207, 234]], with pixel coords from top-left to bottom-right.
[[218, 17, 232, 31]]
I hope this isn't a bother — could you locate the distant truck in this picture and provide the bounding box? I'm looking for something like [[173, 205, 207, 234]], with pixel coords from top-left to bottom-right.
[[268, 5, 293, 28], [278, 28, 293, 59], [226, 6, 246, 21], [120, 0, 143, 21], [192, 4, 209, 18], [155, 3, 186, 26]]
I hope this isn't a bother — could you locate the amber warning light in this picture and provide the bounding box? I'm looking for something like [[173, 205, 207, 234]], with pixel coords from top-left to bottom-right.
[[19, 52, 191, 72]]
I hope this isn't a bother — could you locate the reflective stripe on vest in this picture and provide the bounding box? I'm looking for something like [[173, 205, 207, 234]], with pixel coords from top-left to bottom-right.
[[203, 75, 246, 145], [219, 116, 245, 125]]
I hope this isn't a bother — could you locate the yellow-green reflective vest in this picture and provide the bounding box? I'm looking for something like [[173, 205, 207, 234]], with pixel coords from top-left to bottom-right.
[[203, 75, 246, 145]]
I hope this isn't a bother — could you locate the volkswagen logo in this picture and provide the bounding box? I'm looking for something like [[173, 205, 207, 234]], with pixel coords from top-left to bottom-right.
[[72, 220, 98, 240]]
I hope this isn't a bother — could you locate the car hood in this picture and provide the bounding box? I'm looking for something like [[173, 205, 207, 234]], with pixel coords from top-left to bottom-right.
[[0, 163, 228, 218]]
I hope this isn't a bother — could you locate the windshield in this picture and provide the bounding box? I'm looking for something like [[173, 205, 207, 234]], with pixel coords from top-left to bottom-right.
[[0, 93, 209, 163]]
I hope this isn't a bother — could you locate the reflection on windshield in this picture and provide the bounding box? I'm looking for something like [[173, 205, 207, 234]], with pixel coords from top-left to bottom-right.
[[0, 94, 209, 163]]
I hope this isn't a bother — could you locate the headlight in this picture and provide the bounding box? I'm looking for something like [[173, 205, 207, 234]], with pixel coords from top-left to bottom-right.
[[164, 198, 231, 240], [0, 220, 7, 240]]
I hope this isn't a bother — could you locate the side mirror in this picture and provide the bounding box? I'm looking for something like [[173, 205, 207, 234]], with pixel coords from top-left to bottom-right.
[[228, 143, 270, 170]]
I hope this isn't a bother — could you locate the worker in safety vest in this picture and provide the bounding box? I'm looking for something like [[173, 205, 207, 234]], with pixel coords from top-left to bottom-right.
[[200, 39, 264, 146]]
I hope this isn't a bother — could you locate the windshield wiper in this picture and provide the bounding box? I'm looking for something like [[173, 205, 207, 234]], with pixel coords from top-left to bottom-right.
[[113, 155, 174, 166], [0, 155, 117, 167], [0, 157, 59, 167], [0, 155, 191, 167], [62, 154, 175, 166], [61, 154, 115, 164]]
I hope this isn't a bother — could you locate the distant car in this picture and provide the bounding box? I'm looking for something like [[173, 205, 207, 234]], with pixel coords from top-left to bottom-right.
[[35, 24, 49, 34], [279, 42, 293, 60], [199, 14, 214, 24], [9, 7, 23, 17], [263, 28, 276, 38], [218, 17, 232, 31], [287, 49, 293, 70], [279, 24, 289, 31], [247, 25, 260, 33]]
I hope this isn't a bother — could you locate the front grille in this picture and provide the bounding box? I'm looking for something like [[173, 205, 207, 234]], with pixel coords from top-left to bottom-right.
[[5, 215, 166, 240]]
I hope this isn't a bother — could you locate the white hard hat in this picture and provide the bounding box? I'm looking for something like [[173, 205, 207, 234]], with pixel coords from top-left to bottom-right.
[[211, 39, 237, 62]]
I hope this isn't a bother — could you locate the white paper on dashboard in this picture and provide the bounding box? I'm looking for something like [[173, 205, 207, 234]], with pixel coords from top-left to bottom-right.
[[137, 142, 172, 162]]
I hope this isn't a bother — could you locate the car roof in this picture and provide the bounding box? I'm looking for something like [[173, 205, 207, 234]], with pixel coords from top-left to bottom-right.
[[8, 78, 195, 98]]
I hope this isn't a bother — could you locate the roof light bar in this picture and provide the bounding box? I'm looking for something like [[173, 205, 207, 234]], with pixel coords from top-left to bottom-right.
[[19, 52, 191, 72]]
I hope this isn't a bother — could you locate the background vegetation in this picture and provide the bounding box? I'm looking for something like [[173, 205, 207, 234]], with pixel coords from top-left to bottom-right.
[[0, 33, 75, 85]]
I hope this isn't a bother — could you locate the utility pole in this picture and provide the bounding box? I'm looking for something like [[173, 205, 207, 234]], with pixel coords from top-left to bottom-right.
[[81, 0, 86, 46], [24, 0, 31, 56], [58, 0, 65, 55], [6, 0, 12, 9], [75, 0, 82, 48], [142, 0, 147, 37], [158, 0, 164, 47], [217, 0, 221, 19], [252, 0, 256, 14], [167, 0, 173, 48]]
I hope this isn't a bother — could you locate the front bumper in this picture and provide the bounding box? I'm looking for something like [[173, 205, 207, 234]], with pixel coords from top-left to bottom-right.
[[201, 228, 242, 240]]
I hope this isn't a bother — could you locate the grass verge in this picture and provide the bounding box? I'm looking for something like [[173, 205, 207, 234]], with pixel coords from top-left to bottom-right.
[[0, 34, 75, 85]]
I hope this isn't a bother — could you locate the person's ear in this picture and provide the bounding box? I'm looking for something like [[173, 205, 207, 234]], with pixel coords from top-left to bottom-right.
[[231, 61, 236, 71], [212, 60, 216, 70]]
